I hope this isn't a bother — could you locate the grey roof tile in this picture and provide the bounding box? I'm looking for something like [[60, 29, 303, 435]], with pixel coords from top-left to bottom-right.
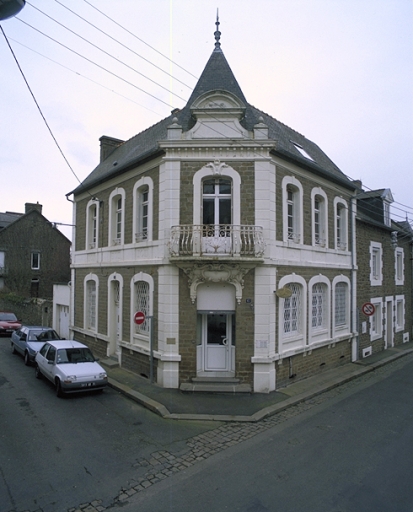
[[70, 45, 354, 196]]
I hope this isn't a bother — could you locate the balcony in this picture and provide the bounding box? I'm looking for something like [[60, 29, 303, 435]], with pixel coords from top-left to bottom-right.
[[169, 224, 265, 258]]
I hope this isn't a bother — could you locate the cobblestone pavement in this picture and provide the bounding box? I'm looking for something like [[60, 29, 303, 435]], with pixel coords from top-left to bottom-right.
[[15, 353, 413, 512]]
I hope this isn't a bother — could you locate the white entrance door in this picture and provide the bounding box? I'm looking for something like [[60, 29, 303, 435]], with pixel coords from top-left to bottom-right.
[[199, 313, 235, 375]]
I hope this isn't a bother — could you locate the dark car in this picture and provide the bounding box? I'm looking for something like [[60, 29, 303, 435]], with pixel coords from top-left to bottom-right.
[[11, 326, 61, 365], [0, 312, 22, 336]]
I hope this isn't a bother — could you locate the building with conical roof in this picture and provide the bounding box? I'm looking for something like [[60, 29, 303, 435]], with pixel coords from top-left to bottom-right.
[[68, 19, 411, 393]]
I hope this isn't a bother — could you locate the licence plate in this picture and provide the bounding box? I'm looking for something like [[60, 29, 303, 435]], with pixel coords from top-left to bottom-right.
[[81, 383, 95, 387]]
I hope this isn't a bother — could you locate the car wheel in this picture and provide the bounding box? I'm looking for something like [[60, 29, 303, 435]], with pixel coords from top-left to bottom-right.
[[24, 352, 30, 366], [55, 379, 64, 398], [11, 343, 16, 354], [35, 364, 42, 380]]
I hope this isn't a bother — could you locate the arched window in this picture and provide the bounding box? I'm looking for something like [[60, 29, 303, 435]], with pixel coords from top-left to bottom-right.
[[308, 275, 331, 344], [278, 274, 307, 353], [130, 272, 154, 346], [202, 177, 232, 234], [282, 176, 303, 244], [334, 198, 348, 250], [133, 177, 153, 243], [311, 188, 328, 247], [84, 274, 98, 332], [86, 199, 99, 249], [109, 188, 125, 246], [332, 276, 350, 335]]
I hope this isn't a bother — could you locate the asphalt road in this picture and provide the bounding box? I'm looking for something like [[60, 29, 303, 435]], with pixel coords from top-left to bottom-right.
[[0, 337, 220, 512], [2, 334, 413, 512], [120, 353, 413, 512]]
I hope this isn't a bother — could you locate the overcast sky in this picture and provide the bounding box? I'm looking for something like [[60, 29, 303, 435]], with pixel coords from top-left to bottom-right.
[[1, 0, 412, 240]]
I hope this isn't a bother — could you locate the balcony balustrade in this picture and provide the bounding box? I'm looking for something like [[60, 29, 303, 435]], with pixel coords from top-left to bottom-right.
[[170, 224, 265, 258]]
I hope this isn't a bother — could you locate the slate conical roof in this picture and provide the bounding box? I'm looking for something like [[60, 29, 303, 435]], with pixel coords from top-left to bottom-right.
[[70, 22, 354, 197]]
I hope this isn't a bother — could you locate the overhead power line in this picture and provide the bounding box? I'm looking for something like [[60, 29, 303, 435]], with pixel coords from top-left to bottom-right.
[[82, 0, 198, 80], [51, 0, 193, 91], [25, 3, 189, 104]]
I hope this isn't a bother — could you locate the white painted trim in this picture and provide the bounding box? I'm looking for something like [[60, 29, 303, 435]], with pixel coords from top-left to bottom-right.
[[308, 274, 331, 345], [192, 162, 241, 225], [282, 175, 303, 244], [83, 273, 99, 334], [132, 176, 153, 243], [108, 187, 126, 246], [311, 187, 328, 247]]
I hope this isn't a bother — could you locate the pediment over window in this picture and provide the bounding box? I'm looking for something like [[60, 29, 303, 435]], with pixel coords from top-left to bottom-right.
[[187, 90, 248, 139], [191, 90, 246, 111]]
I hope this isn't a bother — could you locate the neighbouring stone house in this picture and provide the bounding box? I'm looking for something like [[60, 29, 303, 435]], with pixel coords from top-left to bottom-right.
[[67, 21, 411, 392], [355, 187, 412, 357], [0, 203, 71, 299]]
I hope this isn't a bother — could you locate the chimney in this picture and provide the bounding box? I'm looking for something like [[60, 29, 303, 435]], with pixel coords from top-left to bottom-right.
[[99, 135, 124, 163], [25, 202, 42, 214]]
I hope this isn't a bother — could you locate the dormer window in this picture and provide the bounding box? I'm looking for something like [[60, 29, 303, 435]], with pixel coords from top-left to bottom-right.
[[291, 142, 315, 162]]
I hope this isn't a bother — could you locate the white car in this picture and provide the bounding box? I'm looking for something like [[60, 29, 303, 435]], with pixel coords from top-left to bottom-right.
[[35, 340, 107, 397]]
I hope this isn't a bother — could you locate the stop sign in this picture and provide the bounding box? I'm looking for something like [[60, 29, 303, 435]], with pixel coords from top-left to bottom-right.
[[134, 311, 145, 325]]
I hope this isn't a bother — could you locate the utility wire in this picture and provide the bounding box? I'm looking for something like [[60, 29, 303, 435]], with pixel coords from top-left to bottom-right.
[[82, 0, 198, 80], [16, 17, 176, 109], [25, 3, 189, 104], [10, 5, 412, 222], [8, 36, 164, 117], [51, 0, 193, 91], [0, 24, 82, 186]]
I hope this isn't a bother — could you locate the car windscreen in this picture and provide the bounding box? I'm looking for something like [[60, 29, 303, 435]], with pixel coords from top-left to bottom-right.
[[56, 348, 95, 364], [35, 330, 60, 341], [0, 313, 17, 321]]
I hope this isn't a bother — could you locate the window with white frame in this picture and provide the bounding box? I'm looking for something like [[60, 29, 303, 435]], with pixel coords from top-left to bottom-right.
[[109, 189, 125, 246], [282, 176, 303, 244], [283, 283, 302, 336], [0, 251, 4, 272], [309, 275, 331, 344], [85, 278, 97, 331], [202, 177, 232, 231], [395, 295, 405, 332], [31, 252, 40, 270], [278, 275, 307, 353], [370, 298, 382, 341], [311, 188, 328, 247], [86, 200, 99, 249], [133, 177, 153, 243], [131, 272, 154, 346], [333, 277, 350, 335], [370, 242, 383, 286], [395, 247, 404, 285], [334, 198, 348, 250]]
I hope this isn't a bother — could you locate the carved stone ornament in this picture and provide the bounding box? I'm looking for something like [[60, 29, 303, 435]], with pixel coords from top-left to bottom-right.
[[181, 263, 251, 304], [205, 160, 229, 175]]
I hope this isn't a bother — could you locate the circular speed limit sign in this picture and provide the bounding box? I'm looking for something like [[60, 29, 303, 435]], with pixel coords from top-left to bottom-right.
[[361, 302, 375, 316]]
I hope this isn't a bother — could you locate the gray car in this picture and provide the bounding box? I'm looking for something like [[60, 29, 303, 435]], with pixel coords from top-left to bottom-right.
[[11, 326, 61, 365]]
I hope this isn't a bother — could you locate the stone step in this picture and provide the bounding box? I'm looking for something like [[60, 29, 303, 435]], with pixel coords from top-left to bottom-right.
[[100, 357, 119, 369], [180, 380, 251, 394], [191, 377, 240, 384]]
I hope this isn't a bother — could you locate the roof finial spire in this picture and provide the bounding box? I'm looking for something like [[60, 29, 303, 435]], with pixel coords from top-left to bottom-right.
[[214, 9, 221, 51]]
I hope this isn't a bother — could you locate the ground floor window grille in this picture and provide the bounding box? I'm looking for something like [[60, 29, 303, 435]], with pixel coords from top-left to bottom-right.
[[335, 282, 347, 327], [312, 283, 326, 330], [135, 281, 150, 336], [87, 280, 96, 330], [283, 284, 301, 335]]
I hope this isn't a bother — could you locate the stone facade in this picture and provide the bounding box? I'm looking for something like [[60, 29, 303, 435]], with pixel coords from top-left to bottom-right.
[[67, 32, 412, 394]]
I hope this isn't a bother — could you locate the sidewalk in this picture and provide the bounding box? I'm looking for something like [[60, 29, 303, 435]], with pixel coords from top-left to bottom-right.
[[101, 342, 413, 423]]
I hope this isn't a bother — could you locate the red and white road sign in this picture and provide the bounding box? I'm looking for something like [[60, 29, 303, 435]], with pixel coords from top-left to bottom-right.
[[134, 311, 145, 325], [361, 302, 375, 316]]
